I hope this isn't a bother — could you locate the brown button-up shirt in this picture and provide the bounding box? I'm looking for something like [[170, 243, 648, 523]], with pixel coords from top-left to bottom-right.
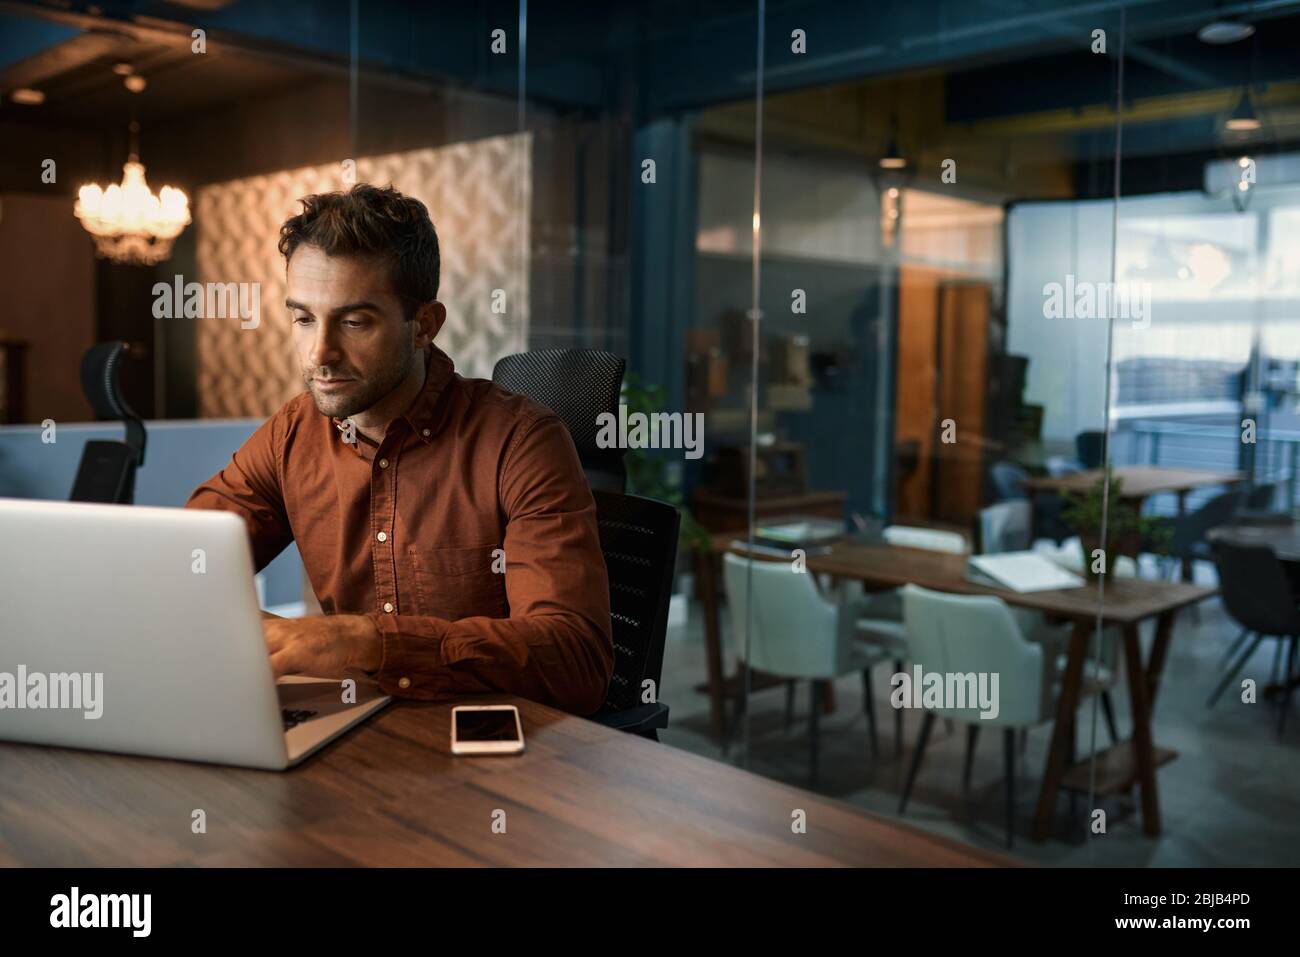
[[185, 344, 613, 715]]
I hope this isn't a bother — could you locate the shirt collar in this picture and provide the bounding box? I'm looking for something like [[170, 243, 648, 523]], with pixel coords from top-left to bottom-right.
[[331, 344, 456, 449]]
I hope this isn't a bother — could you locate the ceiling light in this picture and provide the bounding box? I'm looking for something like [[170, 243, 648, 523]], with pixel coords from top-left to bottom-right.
[[11, 88, 45, 105], [1197, 20, 1255, 44], [124, 75, 146, 93], [112, 62, 134, 76]]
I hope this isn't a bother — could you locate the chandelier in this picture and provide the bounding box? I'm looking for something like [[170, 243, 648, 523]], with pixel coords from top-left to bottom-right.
[[75, 119, 190, 266]]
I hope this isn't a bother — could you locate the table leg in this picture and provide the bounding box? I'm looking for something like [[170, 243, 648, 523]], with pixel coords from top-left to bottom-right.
[[1032, 618, 1091, 842], [1176, 490, 1193, 582], [1145, 611, 1176, 711], [695, 548, 727, 739], [1122, 623, 1162, 836]]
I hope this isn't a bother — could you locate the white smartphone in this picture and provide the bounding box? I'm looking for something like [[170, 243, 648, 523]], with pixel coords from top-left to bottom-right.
[[451, 704, 526, 755]]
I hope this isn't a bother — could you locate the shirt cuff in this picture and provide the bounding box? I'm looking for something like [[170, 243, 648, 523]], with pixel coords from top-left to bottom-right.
[[369, 612, 451, 699]]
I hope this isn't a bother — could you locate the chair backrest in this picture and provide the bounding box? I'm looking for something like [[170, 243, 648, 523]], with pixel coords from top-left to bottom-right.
[[883, 525, 967, 553], [1075, 430, 1106, 469], [1170, 489, 1246, 556], [722, 553, 844, 678], [1211, 540, 1300, 636], [978, 501, 1032, 554], [900, 584, 1045, 727], [1247, 482, 1279, 510], [69, 341, 146, 505], [990, 461, 1029, 501], [591, 490, 680, 716], [492, 349, 627, 492]]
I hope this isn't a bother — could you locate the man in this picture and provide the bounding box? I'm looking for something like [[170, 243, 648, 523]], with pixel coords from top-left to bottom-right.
[[186, 184, 613, 716]]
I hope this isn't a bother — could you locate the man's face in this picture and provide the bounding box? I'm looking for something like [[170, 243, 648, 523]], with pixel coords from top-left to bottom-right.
[[286, 244, 418, 419]]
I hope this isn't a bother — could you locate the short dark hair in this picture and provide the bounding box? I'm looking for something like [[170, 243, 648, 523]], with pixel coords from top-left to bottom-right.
[[278, 183, 440, 317]]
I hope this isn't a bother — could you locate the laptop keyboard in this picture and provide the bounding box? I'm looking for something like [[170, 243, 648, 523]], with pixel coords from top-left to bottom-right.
[[281, 708, 319, 731]]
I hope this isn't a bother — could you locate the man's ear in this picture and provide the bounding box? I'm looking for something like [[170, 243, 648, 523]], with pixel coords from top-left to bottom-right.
[[413, 301, 447, 347]]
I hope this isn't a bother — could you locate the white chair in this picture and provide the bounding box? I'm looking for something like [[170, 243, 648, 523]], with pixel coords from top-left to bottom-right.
[[852, 525, 969, 756], [882, 524, 968, 553], [978, 501, 1032, 555], [897, 584, 1055, 847], [723, 553, 891, 782]]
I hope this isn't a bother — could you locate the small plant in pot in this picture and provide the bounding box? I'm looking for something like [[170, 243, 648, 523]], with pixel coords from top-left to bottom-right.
[[1060, 468, 1168, 580], [620, 374, 710, 567]]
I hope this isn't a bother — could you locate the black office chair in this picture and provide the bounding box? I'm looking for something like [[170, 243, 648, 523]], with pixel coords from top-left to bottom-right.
[[1246, 482, 1280, 511], [69, 341, 146, 504], [491, 348, 627, 492], [1075, 430, 1106, 469], [587, 489, 680, 740], [1208, 540, 1300, 734], [1156, 489, 1246, 580]]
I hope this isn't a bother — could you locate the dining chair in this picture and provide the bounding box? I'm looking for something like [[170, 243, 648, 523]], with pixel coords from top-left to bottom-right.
[[1208, 540, 1300, 733], [722, 553, 892, 784], [1157, 489, 1246, 581], [978, 501, 1032, 554], [896, 584, 1053, 847]]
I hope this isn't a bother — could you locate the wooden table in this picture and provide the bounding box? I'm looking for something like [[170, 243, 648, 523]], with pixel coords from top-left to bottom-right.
[[1206, 520, 1300, 563], [700, 538, 1214, 842], [1020, 466, 1244, 504], [1022, 466, 1244, 579], [0, 694, 1010, 866]]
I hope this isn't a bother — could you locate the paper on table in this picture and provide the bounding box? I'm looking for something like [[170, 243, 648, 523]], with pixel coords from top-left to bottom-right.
[[966, 551, 1085, 592]]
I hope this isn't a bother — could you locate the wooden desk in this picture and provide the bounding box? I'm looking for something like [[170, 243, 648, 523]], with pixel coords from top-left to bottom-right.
[[702, 538, 1214, 842], [0, 695, 1009, 866]]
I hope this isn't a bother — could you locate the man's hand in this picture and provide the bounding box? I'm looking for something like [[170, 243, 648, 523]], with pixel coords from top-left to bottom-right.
[[263, 614, 382, 679]]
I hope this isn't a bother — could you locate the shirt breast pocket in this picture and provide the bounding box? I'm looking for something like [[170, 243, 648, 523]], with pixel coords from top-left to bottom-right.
[[408, 544, 508, 621]]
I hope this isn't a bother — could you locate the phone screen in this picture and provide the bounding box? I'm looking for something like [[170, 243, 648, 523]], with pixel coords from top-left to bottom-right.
[[455, 708, 521, 742]]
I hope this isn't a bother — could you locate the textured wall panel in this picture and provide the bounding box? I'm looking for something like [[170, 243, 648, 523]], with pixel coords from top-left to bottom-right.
[[195, 133, 531, 418]]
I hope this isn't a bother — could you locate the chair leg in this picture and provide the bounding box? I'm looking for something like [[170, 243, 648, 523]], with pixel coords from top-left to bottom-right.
[[1019, 727, 1028, 756], [1279, 637, 1298, 736], [862, 669, 879, 760], [1215, 628, 1250, 675], [1208, 631, 1265, 708], [898, 711, 936, 815], [809, 681, 821, 786], [1272, 639, 1285, 689], [1101, 691, 1120, 746], [962, 725, 980, 795], [893, 658, 904, 759], [1003, 727, 1016, 848], [784, 680, 796, 734]]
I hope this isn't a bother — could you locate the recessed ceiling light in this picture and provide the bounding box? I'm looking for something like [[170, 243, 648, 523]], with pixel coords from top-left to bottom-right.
[[112, 62, 134, 76], [879, 156, 908, 170], [1198, 20, 1255, 44], [11, 88, 45, 105], [124, 75, 146, 93]]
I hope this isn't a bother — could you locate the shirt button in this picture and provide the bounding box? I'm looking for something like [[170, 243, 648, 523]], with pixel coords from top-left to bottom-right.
[[421, 428, 430, 437], [376, 531, 388, 543], [379, 458, 389, 469], [383, 602, 394, 613], [398, 677, 411, 690]]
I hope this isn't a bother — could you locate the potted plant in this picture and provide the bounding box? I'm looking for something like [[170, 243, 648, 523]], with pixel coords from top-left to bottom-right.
[[620, 374, 711, 594], [1060, 467, 1168, 580]]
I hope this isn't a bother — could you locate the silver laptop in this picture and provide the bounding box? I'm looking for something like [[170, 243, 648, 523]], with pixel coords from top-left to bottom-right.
[[0, 498, 389, 770]]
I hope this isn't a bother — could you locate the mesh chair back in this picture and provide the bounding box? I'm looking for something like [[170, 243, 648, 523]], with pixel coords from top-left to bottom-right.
[[1247, 482, 1279, 510], [1212, 540, 1300, 636], [492, 349, 627, 491], [592, 490, 681, 715]]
